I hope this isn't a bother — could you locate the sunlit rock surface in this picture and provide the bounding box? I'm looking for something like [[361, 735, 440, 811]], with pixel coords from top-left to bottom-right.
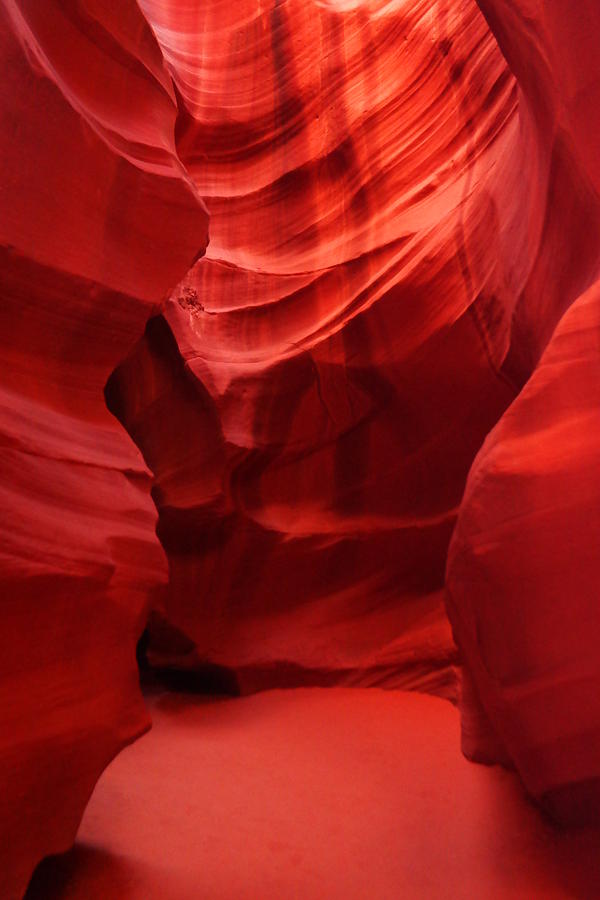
[[108, 0, 525, 695], [0, 1, 207, 895], [476, 0, 600, 383]]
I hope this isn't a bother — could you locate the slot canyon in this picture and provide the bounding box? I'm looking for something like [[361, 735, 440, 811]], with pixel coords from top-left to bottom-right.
[[1, 0, 600, 897]]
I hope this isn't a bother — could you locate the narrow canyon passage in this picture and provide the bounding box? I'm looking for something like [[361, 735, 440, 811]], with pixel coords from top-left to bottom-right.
[[103, 0, 519, 700], [2, 0, 600, 897]]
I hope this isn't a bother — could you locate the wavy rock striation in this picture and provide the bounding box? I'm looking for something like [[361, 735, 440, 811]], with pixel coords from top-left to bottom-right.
[[0, 1, 207, 895], [107, 0, 600, 822], [3, 4, 600, 893], [106, 0, 530, 695]]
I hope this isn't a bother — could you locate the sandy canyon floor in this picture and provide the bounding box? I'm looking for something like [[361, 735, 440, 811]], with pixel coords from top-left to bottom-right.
[[26, 688, 600, 899]]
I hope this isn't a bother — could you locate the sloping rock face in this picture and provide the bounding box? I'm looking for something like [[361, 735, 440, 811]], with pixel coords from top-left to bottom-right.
[[107, 0, 527, 695], [447, 282, 600, 824], [0, 2, 207, 896], [447, 1, 600, 824]]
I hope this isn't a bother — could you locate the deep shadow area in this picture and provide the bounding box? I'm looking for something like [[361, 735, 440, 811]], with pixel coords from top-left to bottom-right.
[[137, 629, 241, 696], [25, 846, 137, 900]]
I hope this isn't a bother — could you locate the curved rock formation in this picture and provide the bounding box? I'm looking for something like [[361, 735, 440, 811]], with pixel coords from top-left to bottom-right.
[[4, 1, 600, 893], [107, 0, 600, 824], [476, 0, 600, 383], [447, 0, 600, 824], [447, 280, 600, 823], [108, 0, 526, 695], [0, 2, 207, 895]]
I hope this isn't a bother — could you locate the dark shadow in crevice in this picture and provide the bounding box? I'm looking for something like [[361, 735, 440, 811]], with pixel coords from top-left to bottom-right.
[[141, 661, 241, 697], [25, 845, 137, 900], [136, 626, 241, 697]]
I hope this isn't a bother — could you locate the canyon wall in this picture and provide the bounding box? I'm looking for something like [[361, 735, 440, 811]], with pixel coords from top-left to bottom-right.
[[0, 2, 207, 896], [447, 279, 600, 824], [447, 0, 600, 824]]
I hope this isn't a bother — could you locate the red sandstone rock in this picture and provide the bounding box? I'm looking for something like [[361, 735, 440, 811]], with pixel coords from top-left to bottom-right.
[[108, 0, 529, 695], [446, 0, 600, 824], [476, 0, 600, 384], [3, 3, 600, 894], [447, 281, 600, 823], [116, 0, 600, 825], [0, 2, 207, 895]]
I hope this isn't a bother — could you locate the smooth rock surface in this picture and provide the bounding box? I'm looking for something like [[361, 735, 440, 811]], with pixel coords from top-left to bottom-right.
[[447, 281, 600, 823], [0, 2, 208, 894], [446, 0, 600, 823], [477, 0, 600, 384]]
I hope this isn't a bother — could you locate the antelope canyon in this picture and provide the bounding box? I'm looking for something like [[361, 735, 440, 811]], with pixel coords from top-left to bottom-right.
[[1, 1, 600, 898]]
